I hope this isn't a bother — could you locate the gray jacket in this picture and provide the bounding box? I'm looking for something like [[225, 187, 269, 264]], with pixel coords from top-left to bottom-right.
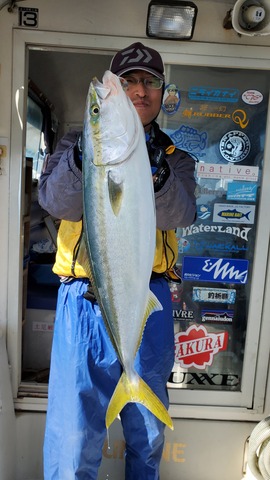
[[39, 128, 196, 230]]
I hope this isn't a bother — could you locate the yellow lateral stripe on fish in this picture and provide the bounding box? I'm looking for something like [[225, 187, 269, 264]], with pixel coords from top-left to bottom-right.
[[81, 70, 173, 431], [106, 371, 174, 430]]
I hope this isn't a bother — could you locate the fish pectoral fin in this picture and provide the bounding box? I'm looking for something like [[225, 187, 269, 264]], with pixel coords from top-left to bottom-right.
[[105, 371, 173, 431], [108, 170, 124, 216], [77, 234, 93, 281]]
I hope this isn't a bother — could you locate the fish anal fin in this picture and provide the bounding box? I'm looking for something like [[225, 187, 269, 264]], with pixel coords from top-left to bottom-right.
[[108, 170, 123, 216], [105, 371, 173, 430], [145, 290, 163, 318], [136, 290, 163, 354]]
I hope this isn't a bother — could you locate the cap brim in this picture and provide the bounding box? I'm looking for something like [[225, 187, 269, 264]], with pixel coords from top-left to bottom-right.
[[115, 66, 164, 81]]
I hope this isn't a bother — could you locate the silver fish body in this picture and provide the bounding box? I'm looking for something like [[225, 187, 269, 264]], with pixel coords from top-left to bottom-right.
[[81, 70, 173, 430]]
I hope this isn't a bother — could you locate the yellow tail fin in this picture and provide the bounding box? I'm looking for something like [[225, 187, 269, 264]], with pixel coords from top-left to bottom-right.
[[105, 371, 174, 430]]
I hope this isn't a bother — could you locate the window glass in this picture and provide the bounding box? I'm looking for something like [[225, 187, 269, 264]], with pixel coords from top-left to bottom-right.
[[26, 96, 46, 179], [157, 65, 270, 391]]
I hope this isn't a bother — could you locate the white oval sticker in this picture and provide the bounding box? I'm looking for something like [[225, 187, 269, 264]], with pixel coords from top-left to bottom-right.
[[242, 90, 263, 105]]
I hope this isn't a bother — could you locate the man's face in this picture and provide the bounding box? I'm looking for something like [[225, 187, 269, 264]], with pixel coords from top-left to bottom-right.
[[122, 70, 163, 131]]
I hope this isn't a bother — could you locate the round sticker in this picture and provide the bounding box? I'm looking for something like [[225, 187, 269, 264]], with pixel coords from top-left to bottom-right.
[[242, 90, 263, 105], [219, 130, 251, 163]]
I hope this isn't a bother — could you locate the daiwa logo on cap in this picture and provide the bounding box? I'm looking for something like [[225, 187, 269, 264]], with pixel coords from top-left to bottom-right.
[[119, 47, 153, 67]]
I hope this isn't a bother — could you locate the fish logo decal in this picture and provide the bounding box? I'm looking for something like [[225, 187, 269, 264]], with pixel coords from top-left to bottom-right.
[[213, 203, 255, 224], [217, 208, 251, 220]]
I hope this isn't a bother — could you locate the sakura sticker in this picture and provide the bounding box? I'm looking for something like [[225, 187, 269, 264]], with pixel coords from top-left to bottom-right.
[[174, 324, 229, 369]]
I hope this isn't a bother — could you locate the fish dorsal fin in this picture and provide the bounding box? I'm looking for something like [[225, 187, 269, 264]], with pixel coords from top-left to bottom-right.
[[108, 170, 124, 216]]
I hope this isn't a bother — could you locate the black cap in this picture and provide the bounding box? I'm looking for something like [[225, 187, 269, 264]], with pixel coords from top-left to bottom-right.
[[110, 42, 165, 81]]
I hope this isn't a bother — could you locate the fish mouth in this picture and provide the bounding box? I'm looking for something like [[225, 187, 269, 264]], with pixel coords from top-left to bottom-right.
[[92, 71, 123, 100], [88, 71, 141, 167], [92, 76, 111, 100]]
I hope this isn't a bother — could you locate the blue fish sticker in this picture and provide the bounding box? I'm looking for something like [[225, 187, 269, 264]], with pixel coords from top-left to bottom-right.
[[217, 208, 251, 221], [213, 203, 255, 224]]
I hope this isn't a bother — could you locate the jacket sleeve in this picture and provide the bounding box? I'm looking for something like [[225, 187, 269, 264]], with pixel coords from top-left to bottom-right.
[[38, 130, 83, 222], [155, 149, 197, 230]]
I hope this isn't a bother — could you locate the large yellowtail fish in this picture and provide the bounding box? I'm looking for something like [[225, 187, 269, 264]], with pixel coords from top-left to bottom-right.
[[80, 70, 173, 431]]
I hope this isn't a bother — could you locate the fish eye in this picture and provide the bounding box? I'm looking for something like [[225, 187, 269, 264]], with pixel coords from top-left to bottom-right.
[[91, 104, 100, 116]]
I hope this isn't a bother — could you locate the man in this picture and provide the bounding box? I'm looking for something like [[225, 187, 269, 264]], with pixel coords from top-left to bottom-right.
[[39, 42, 196, 480]]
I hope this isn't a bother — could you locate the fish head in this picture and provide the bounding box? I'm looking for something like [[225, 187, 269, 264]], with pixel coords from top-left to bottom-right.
[[84, 70, 141, 167]]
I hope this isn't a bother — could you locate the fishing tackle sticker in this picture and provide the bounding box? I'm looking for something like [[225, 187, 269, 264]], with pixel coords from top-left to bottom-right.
[[173, 308, 195, 320], [219, 131, 251, 163], [213, 203, 255, 224], [232, 109, 249, 129], [171, 125, 207, 154], [192, 287, 236, 304], [162, 83, 181, 115], [197, 204, 211, 220], [180, 223, 252, 242], [242, 89, 263, 105], [196, 163, 258, 182], [189, 239, 247, 255], [227, 182, 257, 202], [188, 86, 239, 103], [182, 256, 249, 284], [177, 237, 190, 253], [174, 324, 229, 369], [201, 309, 234, 324]]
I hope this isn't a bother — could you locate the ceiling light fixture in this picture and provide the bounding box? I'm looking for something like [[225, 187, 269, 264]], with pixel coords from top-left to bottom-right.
[[146, 0, 198, 40]]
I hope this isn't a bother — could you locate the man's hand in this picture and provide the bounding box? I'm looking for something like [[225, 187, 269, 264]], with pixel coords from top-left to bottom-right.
[[149, 146, 170, 192]]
